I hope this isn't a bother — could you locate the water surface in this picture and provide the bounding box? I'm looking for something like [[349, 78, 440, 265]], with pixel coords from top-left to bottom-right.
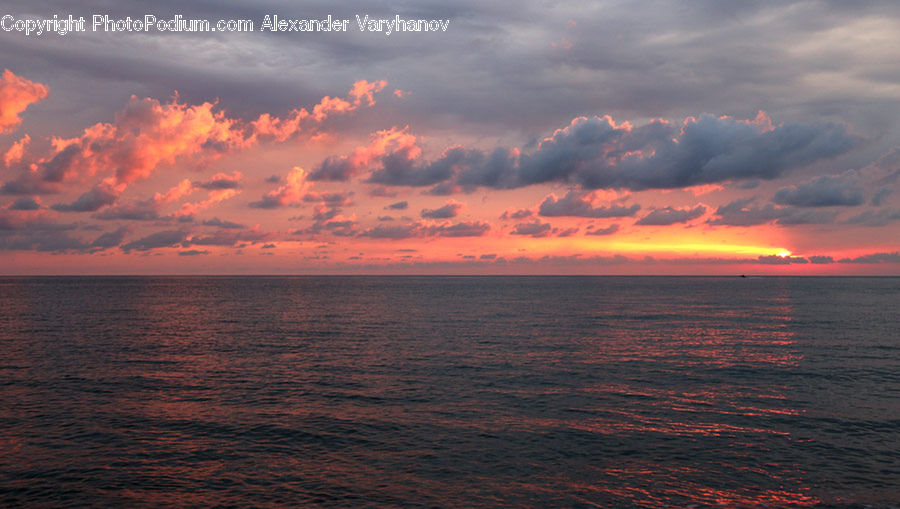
[[1, 277, 898, 507]]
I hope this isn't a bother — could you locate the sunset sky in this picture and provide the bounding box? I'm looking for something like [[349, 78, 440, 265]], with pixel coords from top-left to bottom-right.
[[2, 0, 899, 274]]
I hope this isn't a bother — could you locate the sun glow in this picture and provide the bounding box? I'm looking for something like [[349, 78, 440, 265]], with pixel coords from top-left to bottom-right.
[[603, 241, 790, 258]]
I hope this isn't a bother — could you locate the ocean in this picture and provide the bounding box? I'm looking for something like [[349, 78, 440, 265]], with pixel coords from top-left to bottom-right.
[[1, 276, 897, 507]]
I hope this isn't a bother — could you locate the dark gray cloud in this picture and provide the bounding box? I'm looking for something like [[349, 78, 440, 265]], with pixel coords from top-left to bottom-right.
[[357, 220, 489, 239], [178, 249, 210, 256], [5, 0, 900, 150], [424, 221, 489, 237], [838, 252, 900, 264], [350, 114, 856, 192], [121, 230, 187, 252], [51, 184, 119, 212], [202, 217, 245, 229], [585, 224, 619, 236], [197, 173, 242, 190], [773, 171, 864, 207], [386, 200, 408, 210], [186, 228, 272, 247], [0, 230, 88, 252], [510, 220, 552, 238], [757, 255, 809, 265], [709, 198, 837, 226], [538, 190, 640, 218], [357, 223, 420, 239], [500, 208, 532, 220], [311, 207, 341, 221], [90, 226, 130, 250], [636, 205, 706, 226], [309, 155, 358, 181], [844, 208, 900, 227], [0, 210, 86, 252], [94, 199, 161, 221], [247, 195, 282, 209], [8, 197, 41, 211], [304, 191, 354, 207], [421, 201, 463, 219], [871, 187, 893, 206]]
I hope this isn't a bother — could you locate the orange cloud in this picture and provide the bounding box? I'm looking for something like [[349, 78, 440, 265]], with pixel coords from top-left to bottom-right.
[[177, 188, 239, 217], [156, 179, 194, 204], [249, 166, 309, 208], [252, 79, 388, 139], [3, 134, 30, 166], [0, 70, 48, 133], [310, 126, 420, 181], [3, 80, 386, 196], [44, 95, 242, 186]]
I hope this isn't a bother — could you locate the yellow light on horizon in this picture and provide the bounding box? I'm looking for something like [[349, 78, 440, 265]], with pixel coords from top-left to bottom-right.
[[601, 241, 790, 258]]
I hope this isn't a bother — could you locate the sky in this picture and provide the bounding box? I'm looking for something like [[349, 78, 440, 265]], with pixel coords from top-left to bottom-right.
[[1, 0, 900, 274]]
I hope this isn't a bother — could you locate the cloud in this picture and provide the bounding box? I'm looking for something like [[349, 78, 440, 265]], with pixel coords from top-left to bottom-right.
[[4, 134, 30, 167], [636, 205, 706, 225], [248, 79, 386, 142], [350, 112, 855, 192], [773, 171, 864, 207], [510, 219, 553, 238], [176, 187, 238, 218], [500, 208, 533, 220], [757, 255, 809, 265], [8, 197, 40, 211], [0, 229, 88, 252], [1, 80, 385, 198], [121, 230, 187, 252], [367, 145, 514, 189], [196, 171, 243, 190], [871, 187, 892, 206], [179, 249, 209, 256], [424, 220, 490, 237], [386, 200, 408, 210], [185, 227, 272, 247], [309, 126, 419, 181], [43, 95, 242, 187], [421, 200, 464, 219], [89, 226, 130, 251], [249, 167, 308, 208], [538, 190, 640, 218], [303, 190, 354, 207], [357, 223, 421, 239], [312, 79, 386, 122], [93, 179, 194, 220], [844, 208, 900, 227], [837, 252, 900, 264], [52, 181, 121, 212], [357, 220, 490, 239], [585, 224, 620, 236], [202, 217, 244, 229], [709, 198, 836, 226], [0, 70, 48, 133]]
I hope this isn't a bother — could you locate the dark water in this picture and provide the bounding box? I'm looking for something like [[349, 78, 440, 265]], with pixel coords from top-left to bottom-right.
[[1, 277, 898, 507]]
